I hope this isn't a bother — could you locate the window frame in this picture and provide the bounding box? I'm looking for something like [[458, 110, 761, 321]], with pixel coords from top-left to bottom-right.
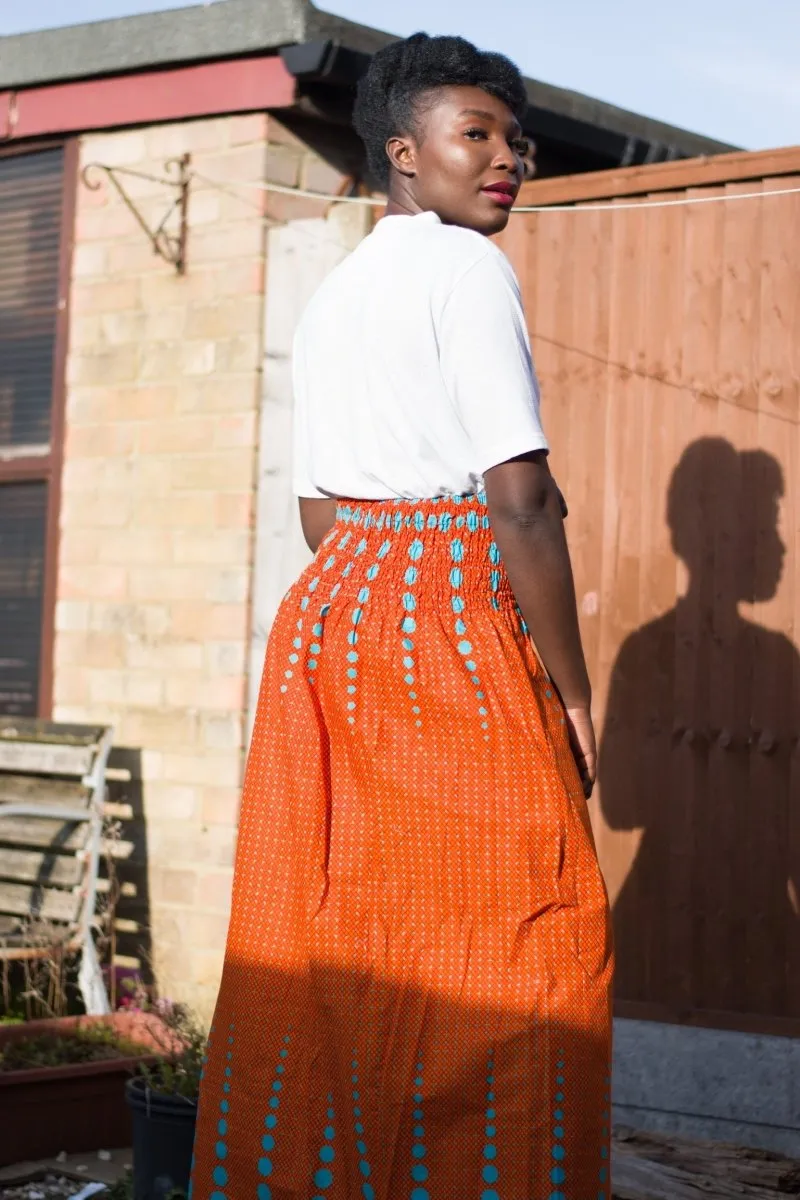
[[0, 137, 78, 717]]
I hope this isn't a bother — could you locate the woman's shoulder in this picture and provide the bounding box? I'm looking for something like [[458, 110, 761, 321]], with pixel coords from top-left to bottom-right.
[[429, 226, 519, 296]]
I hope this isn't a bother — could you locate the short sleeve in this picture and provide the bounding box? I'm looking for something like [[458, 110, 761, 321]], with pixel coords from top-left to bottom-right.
[[438, 247, 549, 473]]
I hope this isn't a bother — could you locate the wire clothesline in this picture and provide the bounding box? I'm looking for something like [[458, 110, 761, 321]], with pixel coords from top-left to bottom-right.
[[190, 171, 800, 214]]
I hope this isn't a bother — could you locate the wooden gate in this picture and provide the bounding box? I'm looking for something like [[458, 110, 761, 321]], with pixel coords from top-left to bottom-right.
[[499, 146, 800, 1035]]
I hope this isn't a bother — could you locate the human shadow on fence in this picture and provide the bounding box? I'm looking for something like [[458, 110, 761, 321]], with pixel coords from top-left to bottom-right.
[[598, 437, 800, 1022]]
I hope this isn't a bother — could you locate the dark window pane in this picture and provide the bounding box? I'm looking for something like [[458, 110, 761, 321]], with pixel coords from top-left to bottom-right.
[[0, 481, 47, 715], [0, 148, 64, 449]]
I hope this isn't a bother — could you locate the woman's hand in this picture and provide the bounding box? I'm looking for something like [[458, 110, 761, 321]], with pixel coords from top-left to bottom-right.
[[565, 706, 597, 799]]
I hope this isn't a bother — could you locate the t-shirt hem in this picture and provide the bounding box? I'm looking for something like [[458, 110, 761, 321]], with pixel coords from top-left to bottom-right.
[[477, 436, 550, 475]]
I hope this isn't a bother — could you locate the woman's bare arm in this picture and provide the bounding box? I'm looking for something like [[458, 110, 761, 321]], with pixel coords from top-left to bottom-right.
[[299, 497, 338, 553], [484, 450, 595, 793]]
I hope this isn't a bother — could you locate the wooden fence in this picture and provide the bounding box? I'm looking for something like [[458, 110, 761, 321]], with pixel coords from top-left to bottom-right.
[[499, 146, 800, 1036]]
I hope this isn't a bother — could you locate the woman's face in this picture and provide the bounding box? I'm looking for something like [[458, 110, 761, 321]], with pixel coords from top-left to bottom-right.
[[386, 85, 527, 235]]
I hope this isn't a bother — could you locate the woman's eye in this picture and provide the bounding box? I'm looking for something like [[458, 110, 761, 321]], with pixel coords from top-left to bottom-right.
[[464, 127, 489, 140], [511, 138, 530, 156]]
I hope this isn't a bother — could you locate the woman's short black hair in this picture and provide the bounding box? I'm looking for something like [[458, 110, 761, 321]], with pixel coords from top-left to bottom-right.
[[353, 33, 528, 188]]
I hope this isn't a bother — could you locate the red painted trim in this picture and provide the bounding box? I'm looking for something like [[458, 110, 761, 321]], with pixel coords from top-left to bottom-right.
[[0, 55, 297, 141]]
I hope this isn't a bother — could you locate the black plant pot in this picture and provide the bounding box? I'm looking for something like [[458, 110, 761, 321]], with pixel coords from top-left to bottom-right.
[[125, 1076, 197, 1200]]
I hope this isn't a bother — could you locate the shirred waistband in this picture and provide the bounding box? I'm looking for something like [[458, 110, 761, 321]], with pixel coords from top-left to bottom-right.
[[335, 492, 490, 533], [323, 493, 513, 607]]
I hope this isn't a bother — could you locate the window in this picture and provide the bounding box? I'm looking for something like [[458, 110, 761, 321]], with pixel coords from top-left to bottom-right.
[[0, 145, 72, 716]]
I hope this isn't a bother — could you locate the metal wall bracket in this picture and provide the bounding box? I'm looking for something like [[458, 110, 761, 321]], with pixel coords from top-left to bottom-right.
[[81, 154, 191, 274]]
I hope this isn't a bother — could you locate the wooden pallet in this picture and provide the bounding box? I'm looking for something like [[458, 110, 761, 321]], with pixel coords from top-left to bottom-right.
[[613, 1127, 800, 1199]]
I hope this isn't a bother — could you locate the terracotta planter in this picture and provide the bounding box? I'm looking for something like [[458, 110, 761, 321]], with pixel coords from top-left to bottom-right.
[[0, 1013, 168, 1166]]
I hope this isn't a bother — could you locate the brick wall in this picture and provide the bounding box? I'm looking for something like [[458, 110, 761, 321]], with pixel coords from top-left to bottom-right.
[[54, 112, 360, 1016]]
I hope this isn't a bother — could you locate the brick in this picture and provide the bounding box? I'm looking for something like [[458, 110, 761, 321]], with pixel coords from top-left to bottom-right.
[[89, 603, 170, 638], [126, 566, 208, 603], [134, 493, 216, 530], [162, 753, 242, 788], [141, 748, 165, 781], [165, 674, 246, 712], [125, 673, 166, 707], [148, 783, 199, 821], [215, 492, 254, 529], [169, 451, 255, 492], [201, 714, 243, 752], [185, 912, 231, 949], [99, 311, 149, 346], [59, 564, 127, 601], [142, 306, 186, 341], [154, 867, 198, 906], [195, 142, 267, 182], [266, 118, 307, 150], [69, 315, 103, 351], [301, 155, 346, 196], [138, 273, 195, 311], [229, 113, 268, 147], [55, 600, 91, 633], [197, 869, 234, 913], [72, 242, 108, 279], [214, 333, 262, 374], [107, 238, 167, 277], [126, 386, 181, 421], [82, 130, 148, 167], [139, 342, 183, 383], [59, 492, 131, 529], [263, 190, 328, 224], [145, 123, 192, 160], [67, 347, 139, 387], [120, 708, 198, 752], [59, 529, 103, 567], [172, 531, 251, 567], [88, 668, 128, 705], [200, 786, 240, 826], [187, 116, 232, 154], [169, 602, 248, 641], [190, 222, 265, 264], [75, 203, 136, 243], [151, 821, 237, 868], [65, 422, 137, 459], [188, 190, 222, 228], [181, 340, 217, 376], [57, 630, 128, 669], [176, 375, 258, 414], [98, 529, 172, 567], [208, 258, 266, 298], [215, 412, 259, 450], [184, 297, 263, 340], [210, 568, 250, 605], [205, 641, 248, 678], [126, 639, 204, 673], [52, 667, 91, 707], [71, 278, 140, 315], [137, 417, 216, 456], [264, 144, 301, 188], [67, 385, 177, 424]]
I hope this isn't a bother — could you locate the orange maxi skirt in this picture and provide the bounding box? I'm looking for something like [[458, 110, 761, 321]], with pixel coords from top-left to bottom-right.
[[191, 494, 613, 1200]]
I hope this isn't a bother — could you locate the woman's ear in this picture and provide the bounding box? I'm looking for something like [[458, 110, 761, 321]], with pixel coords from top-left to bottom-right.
[[386, 135, 417, 178]]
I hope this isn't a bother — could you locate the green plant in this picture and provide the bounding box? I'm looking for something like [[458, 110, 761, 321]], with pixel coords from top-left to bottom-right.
[[105, 1174, 133, 1200], [136, 1000, 207, 1102], [0, 1024, 150, 1072]]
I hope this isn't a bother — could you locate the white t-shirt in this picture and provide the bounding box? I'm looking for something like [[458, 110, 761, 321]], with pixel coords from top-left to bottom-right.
[[292, 210, 548, 500]]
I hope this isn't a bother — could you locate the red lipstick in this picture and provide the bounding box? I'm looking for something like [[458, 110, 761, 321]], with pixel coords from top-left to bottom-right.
[[482, 182, 518, 207]]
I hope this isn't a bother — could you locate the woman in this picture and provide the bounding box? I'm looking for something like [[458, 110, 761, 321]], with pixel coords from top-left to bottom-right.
[[192, 33, 612, 1200]]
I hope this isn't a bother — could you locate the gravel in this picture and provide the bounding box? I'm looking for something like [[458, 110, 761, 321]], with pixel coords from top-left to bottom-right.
[[0, 1179, 93, 1200]]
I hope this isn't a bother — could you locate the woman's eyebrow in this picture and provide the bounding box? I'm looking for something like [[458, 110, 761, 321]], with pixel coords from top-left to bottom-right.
[[457, 108, 498, 122]]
